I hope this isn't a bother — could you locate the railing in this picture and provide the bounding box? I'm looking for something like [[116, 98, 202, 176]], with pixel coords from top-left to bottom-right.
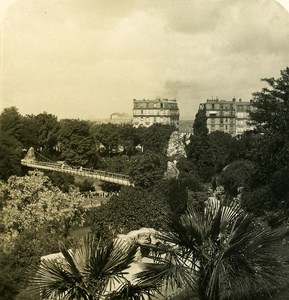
[[21, 159, 133, 186]]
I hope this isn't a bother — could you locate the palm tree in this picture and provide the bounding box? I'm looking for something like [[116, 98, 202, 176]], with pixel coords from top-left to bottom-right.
[[136, 198, 289, 300], [30, 235, 159, 300]]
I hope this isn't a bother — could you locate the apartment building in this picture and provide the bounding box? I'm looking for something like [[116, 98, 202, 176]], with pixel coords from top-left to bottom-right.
[[199, 98, 252, 136], [133, 98, 179, 128]]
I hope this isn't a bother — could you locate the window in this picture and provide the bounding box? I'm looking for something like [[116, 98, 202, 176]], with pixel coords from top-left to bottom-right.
[[220, 118, 223, 123], [211, 118, 215, 123]]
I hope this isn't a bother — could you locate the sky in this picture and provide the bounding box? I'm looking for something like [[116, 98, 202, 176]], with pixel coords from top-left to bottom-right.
[[0, 0, 289, 120]]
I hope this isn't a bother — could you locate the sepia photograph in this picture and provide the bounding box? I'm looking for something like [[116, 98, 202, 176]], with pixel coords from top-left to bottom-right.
[[1, 0, 289, 299]]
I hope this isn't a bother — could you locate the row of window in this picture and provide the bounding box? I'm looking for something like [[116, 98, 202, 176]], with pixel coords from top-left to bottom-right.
[[203, 104, 250, 110], [209, 111, 235, 117], [210, 118, 234, 123], [211, 124, 234, 129], [136, 116, 178, 122], [134, 109, 179, 115], [134, 103, 178, 109]]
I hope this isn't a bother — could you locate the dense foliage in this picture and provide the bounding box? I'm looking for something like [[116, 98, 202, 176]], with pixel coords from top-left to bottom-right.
[[241, 68, 289, 224], [1, 66, 289, 299], [89, 186, 170, 240], [137, 200, 289, 300], [0, 172, 86, 296], [185, 68, 289, 228]]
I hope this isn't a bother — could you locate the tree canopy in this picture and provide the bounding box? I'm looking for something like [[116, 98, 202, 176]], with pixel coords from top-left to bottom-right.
[[250, 67, 289, 135], [0, 107, 24, 142], [241, 67, 289, 221], [193, 107, 208, 137], [58, 119, 99, 167], [0, 171, 86, 251], [0, 134, 22, 181]]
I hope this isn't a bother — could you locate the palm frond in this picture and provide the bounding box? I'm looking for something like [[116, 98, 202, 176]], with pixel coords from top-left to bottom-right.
[[106, 281, 161, 300], [59, 243, 82, 280], [145, 200, 289, 300], [30, 258, 85, 299], [136, 259, 195, 294], [218, 216, 289, 299], [29, 235, 138, 300]]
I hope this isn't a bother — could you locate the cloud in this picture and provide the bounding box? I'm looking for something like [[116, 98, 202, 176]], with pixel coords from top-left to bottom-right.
[[214, 0, 289, 55], [1, 0, 289, 120]]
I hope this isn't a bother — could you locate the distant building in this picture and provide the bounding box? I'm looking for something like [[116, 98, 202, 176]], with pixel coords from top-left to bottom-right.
[[93, 113, 132, 125], [199, 98, 253, 136], [133, 98, 180, 128]]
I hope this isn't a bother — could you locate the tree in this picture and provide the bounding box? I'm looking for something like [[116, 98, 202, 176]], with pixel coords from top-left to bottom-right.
[[118, 124, 142, 156], [21, 112, 60, 159], [141, 124, 176, 154], [21, 114, 40, 151], [0, 225, 66, 294], [43, 171, 75, 193], [218, 160, 255, 196], [193, 108, 208, 137], [30, 235, 156, 300], [90, 123, 143, 157], [0, 171, 86, 251], [187, 131, 233, 183], [0, 107, 24, 142], [33, 112, 60, 157], [90, 186, 170, 240], [129, 153, 166, 188], [243, 67, 289, 220], [0, 133, 22, 181], [249, 67, 289, 135], [249, 67, 289, 180], [91, 123, 122, 156], [137, 199, 289, 300], [187, 108, 211, 181], [58, 119, 99, 167], [101, 155, 131, 174], [0, 172, 88, 296]]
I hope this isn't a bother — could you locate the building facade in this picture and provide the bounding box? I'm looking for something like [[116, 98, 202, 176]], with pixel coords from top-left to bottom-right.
[[199, 98, 252, 136], [133, 98, 179, 127]]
